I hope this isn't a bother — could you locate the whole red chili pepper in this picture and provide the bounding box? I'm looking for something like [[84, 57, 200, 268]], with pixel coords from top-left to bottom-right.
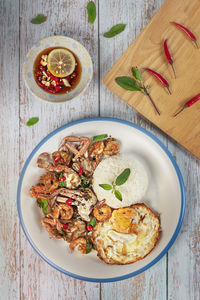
[[172, 22, 199, 48], [174, 93, 200, 117], [145, 68, 171, 94], [164, 39, 176, 78]]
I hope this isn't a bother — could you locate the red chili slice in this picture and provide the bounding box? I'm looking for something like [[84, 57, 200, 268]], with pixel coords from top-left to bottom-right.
[[63, 224, 68, 230], [66, 198, 72, 206], [87, 225, 93, 231], [78, 168, 83, 176], [54, 156, 60, 162], [60, 177, 66, 182]]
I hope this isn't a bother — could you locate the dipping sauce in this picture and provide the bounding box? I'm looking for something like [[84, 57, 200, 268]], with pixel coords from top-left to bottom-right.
[[33, 47, 82, 94]]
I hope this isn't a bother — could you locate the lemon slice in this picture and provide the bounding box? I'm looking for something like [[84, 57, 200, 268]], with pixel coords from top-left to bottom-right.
[[47, 48, 76, 77]]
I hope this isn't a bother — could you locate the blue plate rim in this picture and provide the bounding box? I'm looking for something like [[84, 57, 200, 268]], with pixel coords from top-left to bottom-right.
[[17, 117, 185, 283]]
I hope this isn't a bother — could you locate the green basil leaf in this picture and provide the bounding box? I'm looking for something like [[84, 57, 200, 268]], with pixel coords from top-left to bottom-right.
[[41, 199, 48, 214], [54, 229, 65, 237], [93, 134, 108, 141], [86, 242, 93, 254], [26, 117, 39, 126], [114, 190, 122, 201], [131, 67, 142, 82], [31, 14, 47, 24], [87, 1, 96, 24], [99, 184, 112, 190], [103, 24, 126, 38], [37, 198, 48, 214], [36, 198, 43, 208], [88, 217, 96, 227], [115, 77, 142, 91], [115, 168, 131, 186]]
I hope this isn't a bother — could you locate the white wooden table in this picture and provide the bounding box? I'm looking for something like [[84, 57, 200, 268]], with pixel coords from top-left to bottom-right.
[[1, 0, 199, 299]]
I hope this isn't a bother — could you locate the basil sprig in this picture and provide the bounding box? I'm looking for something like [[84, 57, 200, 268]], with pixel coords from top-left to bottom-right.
[[115, 168, 131, 185], [37, 198, 48, 215], [99, 184, 112, 190], [31, 14, 47, 24], [93, 134, 108, 141], [104, 24, 126, 38], [115, 67, 160, 115], [99, 168, 131, 201], [87, 1, 96, 24]]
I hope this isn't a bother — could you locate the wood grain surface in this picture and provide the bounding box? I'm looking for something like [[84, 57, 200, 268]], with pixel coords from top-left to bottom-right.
[[1, 0, 199, 299], [104, 0, 200, 160]]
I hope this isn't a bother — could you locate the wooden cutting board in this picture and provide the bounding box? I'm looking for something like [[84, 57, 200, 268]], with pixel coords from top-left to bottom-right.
[[104, 0, 200, 159]]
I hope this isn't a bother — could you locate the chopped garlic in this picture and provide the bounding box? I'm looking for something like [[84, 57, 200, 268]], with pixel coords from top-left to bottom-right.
[[62, 78, 71, 87], [51, 80, 56, 86], [41, 55, 48, 61], [40, 60, 47, 66], [41, 80, 50, 87]]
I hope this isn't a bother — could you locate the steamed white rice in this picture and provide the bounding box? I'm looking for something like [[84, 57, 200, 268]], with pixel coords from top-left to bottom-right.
[[92, 154, 148, 208]]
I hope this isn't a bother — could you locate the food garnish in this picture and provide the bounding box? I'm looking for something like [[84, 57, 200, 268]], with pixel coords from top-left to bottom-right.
[[99, 184, 112, 190], [93, 134, 108, 141], [86, 1, 96, 24], [144, 68, 171, 95], [86, 240, 93, 254], [173, 93, 200, 117], [58, 173, 66, 187], [36, 198, 48, 215], [114, 190, 122, 201], [115, 168, 131, 185], [164, 39, 176, 78], [115, 67, 160, 115], [99, 168, 131, 201], [31, 14, 47, 24], [172, 22, 199, 48], [81, 175, 92, 191], [47, 49, 76, 78], [87, 217, 96, 227], [26, 117, 39, 127], [103, 24, 126, 38]]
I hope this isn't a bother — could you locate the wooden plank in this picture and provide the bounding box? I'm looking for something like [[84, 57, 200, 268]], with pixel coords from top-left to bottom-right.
[[0, 0, 20, 299], [167, 141, 200, 300], [19, 0, 100, 299], [99, 1, 166, 299], [104, 0, 200, 160]]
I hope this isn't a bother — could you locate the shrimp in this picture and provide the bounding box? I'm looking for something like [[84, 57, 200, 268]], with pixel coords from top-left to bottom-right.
[[30, 173, 59, 198], [37, 152, 50, 168], [93, 204, 112, 222], [88, 141, 104, 167], [103, 138, 120, 156], [51, 204, 73, 220], [50, 188, 97, 221], [52, 151, 72, 166], [41, 217, 63, 239], [69, 237, 87, 254], [59, 136, 91, 161]]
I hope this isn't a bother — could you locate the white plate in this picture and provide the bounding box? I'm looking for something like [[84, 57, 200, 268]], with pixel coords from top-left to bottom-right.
[[23, 36, 93, 103], [17, 118, 185, 282]]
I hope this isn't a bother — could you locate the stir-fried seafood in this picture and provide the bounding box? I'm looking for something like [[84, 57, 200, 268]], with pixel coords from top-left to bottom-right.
[[30, 134, 120, 254]]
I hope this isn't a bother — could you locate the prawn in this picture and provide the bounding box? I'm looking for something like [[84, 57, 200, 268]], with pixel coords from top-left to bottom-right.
[[51, 204, 73, 220], [69, 237, 87, 254], [103, 138, 120, 156], [93, 203, 112, 222]]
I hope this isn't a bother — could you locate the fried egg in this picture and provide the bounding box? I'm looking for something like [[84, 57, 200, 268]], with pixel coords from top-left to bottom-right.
[[92, 204, 160, 264]]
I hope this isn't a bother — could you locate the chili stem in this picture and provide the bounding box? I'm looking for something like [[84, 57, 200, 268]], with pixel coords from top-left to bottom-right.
[[143, 85, 160, 115], [194, 40, 199, 49], [170, 62, 176, 79], [173, 106, 185, 117], [166, 86, 172, 95]]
